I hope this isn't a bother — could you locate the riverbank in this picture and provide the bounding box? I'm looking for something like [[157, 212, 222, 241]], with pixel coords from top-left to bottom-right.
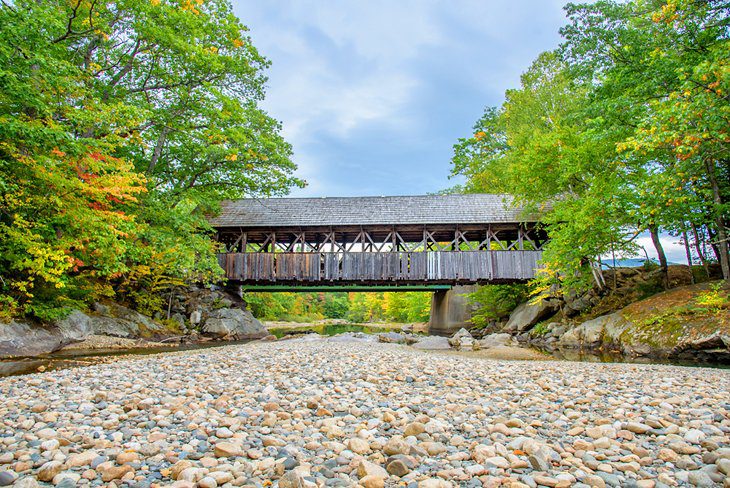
[[0, 340, 728, 488], [0, 286, 269, 359]]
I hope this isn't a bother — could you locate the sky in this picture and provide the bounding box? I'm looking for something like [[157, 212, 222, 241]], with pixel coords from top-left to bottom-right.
[[232, 0, 568, 197], [230, 1, 689, 263]]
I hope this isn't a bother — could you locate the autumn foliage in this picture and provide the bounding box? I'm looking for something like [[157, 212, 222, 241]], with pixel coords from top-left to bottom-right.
[[451, 0, 729, 294], [0, 0, 302, 319]]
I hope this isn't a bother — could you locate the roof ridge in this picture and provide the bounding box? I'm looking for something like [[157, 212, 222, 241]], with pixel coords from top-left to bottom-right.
[[209, 193, 531, 228]]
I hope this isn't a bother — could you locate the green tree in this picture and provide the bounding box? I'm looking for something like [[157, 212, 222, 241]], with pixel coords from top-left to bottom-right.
[[0, 0, 303, 319], [323, 293, 350, 319], [468, 284, 529, 328], [452, 0, 730, 296]]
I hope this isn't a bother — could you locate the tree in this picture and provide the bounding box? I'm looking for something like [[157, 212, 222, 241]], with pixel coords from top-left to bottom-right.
[[0, 0, 303, 319], [451, 0, 730, 296], [562, 0, 730, 279]]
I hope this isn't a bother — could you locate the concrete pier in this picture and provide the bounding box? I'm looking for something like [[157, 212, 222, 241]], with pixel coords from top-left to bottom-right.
[[428, 285, 477, 335]]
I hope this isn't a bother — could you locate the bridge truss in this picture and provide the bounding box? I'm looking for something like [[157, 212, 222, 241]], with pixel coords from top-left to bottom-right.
[[215, 223, 547, 285]]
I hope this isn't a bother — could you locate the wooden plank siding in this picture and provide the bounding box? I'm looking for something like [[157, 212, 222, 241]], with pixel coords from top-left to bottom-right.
[[219, 251, 542, 284]]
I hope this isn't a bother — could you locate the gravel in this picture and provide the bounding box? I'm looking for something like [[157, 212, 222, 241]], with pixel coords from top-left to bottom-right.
[[0, 338, 728, 487]]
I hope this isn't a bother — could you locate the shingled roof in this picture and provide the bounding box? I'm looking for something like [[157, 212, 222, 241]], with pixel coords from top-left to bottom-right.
[[209, 194, 535, 228]]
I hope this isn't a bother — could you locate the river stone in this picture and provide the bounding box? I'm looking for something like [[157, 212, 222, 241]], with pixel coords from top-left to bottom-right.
[[201, 308, 268, 340], [279, 470, 315, 488], [480, 333, 514, 349], [214, 442, 244, 458], [13, 478, 40, 488], [66, 451, 98, 467], [687, 470, 714, 487], [0, 471, 17, 486], [37, 461, 63, 482], [357, 459, 388, 479], [360, 475, 385, 488], [0, 334, 728, 488], [504, 299, 560, 333], [386, 459, 410, 476], [411, 336, 451, 350]]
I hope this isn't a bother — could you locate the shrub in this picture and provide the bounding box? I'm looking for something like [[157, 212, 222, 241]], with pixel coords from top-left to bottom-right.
[[468, 283, 530, 328]]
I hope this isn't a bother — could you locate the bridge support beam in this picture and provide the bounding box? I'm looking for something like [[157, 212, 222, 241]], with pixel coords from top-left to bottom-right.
[[428, 285, 478, 336]]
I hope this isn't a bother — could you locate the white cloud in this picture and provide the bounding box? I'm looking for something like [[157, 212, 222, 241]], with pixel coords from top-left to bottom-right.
[[605, 235, 690, 265], [232, 0, 570, 196]]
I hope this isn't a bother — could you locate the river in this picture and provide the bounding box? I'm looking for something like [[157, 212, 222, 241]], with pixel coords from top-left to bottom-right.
[[1, 323, 727, 377]]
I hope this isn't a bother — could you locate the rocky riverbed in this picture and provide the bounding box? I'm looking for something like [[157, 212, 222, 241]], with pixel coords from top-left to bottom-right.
[[0, 340, 728, 488]]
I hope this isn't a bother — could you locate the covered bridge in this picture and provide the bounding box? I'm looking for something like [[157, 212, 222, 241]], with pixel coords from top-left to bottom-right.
[[210, 194, 546, 287]]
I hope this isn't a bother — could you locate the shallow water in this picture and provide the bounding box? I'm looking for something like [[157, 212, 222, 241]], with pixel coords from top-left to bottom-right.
[[2, 323, 727, 377], [542, 346, 729, 369], [0, 340, 253, 378], [268, 323, 404, 338]]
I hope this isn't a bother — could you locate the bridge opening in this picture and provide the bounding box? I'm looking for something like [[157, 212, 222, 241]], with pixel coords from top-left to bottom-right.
[[240, 289, 436, 327]]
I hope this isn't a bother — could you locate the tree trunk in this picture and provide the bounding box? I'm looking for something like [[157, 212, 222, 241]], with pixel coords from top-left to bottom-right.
[[682, 229, 695, 284], [148, 126, 169, 174], [691, 223, 711, 278], [704, 159, 730, 280], [649, 224, 669, 288]]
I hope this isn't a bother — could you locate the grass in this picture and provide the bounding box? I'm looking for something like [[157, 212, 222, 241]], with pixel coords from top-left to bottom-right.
[[621, 281, 729, 349], [531, 322, 551, 337]]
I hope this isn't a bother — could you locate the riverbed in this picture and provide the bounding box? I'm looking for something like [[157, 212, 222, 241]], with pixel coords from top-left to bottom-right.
[[0, 339, 728, 487], [1, 322, 728, 378]]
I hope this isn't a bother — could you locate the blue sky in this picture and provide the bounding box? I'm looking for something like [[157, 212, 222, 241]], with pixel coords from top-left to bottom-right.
[[231, 1, 688, 263], [232, 0, 568, 197]]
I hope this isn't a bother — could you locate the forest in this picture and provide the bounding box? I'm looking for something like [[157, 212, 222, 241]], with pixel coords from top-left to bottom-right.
[[1, 0, 728, 323], [244, 291, 431, 324], [0, 0, 302, 320], [451, 0, 729, 295]]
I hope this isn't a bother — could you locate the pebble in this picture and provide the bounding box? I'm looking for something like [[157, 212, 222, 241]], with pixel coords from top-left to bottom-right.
[[37, 461, 63, 482], [0, 340, 727, 487], [0, 471, 18, 486]]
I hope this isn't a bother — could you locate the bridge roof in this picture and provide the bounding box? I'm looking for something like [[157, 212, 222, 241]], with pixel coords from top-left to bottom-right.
[[210, 194, 534, 228]]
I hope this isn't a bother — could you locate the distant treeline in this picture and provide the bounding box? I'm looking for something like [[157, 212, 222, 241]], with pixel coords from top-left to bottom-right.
[[244, 292, 431, 323]]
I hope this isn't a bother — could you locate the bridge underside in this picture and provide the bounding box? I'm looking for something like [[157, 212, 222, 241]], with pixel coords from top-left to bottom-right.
[[239, 284, 453, 292]]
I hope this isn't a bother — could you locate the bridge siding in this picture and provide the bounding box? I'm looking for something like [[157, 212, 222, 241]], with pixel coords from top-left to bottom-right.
[[219, 251, 542, 284]]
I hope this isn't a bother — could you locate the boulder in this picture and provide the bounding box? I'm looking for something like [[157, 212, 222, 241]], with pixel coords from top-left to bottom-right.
[[0, 311, 92, 358], [201, 308, 268, 340], [90, 303, 166, 337], [0, 321, 67, 358], [448, 328, 472, 344], [564, 290, 596, 317], [479, 333, 514, 349], [378, 332, 408, 344], [448, 328, 479, 351], [55, 311, 92, 341], [672, 333, 730, 354], [558, 326, 581, 348], [411, 336, 451, 350], [558, 313, 628, 349], [504, 299, 560, 333], [88, 316, 139, 338]]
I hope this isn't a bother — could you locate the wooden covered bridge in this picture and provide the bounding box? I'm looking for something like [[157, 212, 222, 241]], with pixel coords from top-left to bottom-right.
[[210, 194, 546, 288]]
